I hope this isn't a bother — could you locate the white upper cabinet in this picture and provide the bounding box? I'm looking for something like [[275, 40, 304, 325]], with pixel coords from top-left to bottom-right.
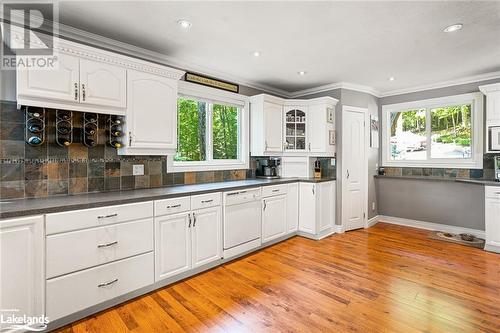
[[119, 70, 179, 155], [17, 52, 80, 103], [79, 59, 126, 108], [480, 83, 500, 125], [250, 94, 337, 157], [0, 216, 44, 329]]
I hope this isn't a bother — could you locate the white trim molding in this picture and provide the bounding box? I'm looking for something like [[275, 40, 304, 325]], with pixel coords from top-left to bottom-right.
[[381, 92, 484, 169], [367, 215, 380, 228], [377, 215, 485, 239]]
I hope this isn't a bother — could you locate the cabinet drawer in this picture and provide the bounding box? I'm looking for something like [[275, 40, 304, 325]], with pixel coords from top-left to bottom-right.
[[155, 196, 191, 216], [262, 184, 288, 197], [46, 252, 153, 320], [191, 192, 221, 210], [485, 186, 500, 199], [46, 201, 153, 235], [46, 218, 153, 279]]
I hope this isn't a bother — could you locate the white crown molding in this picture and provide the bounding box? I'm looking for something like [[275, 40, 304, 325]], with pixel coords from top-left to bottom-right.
[[379, 71, 500, 98], [289, 82, 381, 98]]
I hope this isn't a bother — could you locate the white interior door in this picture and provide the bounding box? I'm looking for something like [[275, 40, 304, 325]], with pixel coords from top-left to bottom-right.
[[342, 107, 366, 231], [79, 59, 126, 108], [191, 207, 222, 268]]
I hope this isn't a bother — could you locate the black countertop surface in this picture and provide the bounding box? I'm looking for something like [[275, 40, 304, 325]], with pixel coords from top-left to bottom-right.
[[0, 177, 336, 219], [375, 174, 500, 187]]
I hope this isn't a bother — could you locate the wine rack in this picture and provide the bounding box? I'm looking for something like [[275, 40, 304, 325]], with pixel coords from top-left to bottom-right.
[[25, 106, 46, 146], [55, 110, 73, 147], [108, 115, 124, 149], [83, 112, 98, 147]]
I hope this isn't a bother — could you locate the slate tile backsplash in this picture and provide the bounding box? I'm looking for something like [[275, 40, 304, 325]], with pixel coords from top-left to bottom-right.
[[0, 100, 250, 200]]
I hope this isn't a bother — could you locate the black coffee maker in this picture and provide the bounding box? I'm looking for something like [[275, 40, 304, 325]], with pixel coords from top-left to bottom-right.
[[256, 157, 281, 179]]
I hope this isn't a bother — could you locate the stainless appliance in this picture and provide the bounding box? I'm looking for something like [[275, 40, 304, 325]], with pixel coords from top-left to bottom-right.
[[490, 126, 500, 151], [255, 157, 281, 179], [223, 188, 262, 258], [494, 156, 500, 182]]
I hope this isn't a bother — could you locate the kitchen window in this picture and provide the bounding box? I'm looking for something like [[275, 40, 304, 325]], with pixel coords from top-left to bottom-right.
[[381, 92, 483, 169], [168, 81, 249, 172]]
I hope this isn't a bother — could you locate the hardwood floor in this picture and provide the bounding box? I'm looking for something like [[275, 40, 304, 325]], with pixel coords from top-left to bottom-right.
[[54, 223, 500, 333]]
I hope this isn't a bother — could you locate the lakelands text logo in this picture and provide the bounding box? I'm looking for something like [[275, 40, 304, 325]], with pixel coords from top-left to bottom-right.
[[0, 309, 49, 332], [1, 1, 59, 70]]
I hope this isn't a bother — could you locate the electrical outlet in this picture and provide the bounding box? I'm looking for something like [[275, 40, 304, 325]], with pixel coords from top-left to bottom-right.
[[133, 164, 144, 176], [372, 202, 376, 211], [331, 159, 336, 166]]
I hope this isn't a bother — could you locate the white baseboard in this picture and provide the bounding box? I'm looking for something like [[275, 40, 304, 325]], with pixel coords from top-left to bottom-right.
[[377, 215, 485, 239], [367, 215, 380, 228], [333, 225, 344, 234]]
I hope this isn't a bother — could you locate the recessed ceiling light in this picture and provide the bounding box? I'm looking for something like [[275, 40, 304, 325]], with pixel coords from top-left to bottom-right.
[[252, 51, 261, 57], [388, 76, 395, 81], [443, 23, 463, 33], [297, 71, 307, 76], [177, 19, 192, 29]]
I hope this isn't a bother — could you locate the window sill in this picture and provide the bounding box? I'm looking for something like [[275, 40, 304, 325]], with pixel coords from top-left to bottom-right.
[[166, 159, 249, 173], [382, 161, 483, 169]]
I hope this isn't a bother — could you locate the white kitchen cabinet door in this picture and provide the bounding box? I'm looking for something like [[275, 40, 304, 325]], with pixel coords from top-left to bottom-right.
[[264, 101, 283, 153], [0, 216, 44, 329], [79, 59, 126, 109], [17, 52, 80, 103], [191, 207, 222, 269], [155, 212, 191, 281], [308, 104, 327, 153], [286, 183, 299, 232], [318, 181, 335, 232], [299, 183, 316, 233], [485, 196, 500, 252], [122, 69, 178, 154], [262, 195, 287, 243]]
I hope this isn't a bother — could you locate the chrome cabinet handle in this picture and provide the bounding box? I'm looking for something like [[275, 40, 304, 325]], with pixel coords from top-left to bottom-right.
[[82, 83, 86, 101], [74, 83, 78, 100], [188, 213, 192, 228], [98, 278, 118, 288], [272, 189, 280, 192], [129, 131, 133, 146], [97, 213, 118, 219], [97, 241, 118, 248], [167, 204, 181, 208], [193, 212, 197, 227], [347, 170, 350, 179], [263, 200, 267, 211], [308, 143, 311, 151], [201, 199, 213, 203], [312, 186, 315, 195], [265, 140, 268, 150]]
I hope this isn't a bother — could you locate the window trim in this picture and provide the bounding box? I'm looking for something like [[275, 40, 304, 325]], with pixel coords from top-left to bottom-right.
[[167, 81, 249, 173], [381, 92, 483, 169]]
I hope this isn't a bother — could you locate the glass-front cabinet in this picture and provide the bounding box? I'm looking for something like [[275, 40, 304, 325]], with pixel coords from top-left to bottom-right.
[[284, 107, 308, 151]]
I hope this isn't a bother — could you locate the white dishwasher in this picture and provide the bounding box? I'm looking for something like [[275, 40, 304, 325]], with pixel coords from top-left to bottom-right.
[[223, 187, 262, 259]]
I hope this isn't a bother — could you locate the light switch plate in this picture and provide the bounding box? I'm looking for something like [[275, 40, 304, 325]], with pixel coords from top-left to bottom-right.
[[133, 164, 144, 176]]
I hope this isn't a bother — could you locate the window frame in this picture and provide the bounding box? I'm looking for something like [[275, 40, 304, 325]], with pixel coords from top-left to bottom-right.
[[167, 81, 249, 173], [381, 92, 483, 169]]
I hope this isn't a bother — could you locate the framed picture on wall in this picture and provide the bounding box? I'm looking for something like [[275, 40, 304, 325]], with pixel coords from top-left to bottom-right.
[[370, 114, 379, 148]]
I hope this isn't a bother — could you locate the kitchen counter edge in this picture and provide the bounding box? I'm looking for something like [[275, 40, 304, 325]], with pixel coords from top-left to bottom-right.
[[374, 174, 500, 187], [0, 178, 336, 219]]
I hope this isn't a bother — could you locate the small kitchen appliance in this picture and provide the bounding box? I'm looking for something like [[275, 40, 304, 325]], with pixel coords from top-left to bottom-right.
[[494, 155, 500, 182], [314, 159, 322, 179], [255, 157, 281, 179]]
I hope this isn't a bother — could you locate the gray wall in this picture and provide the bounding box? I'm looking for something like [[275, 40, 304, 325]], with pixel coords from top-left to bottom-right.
[[297, 88, 379, 224], [376, 178, 485, 230]]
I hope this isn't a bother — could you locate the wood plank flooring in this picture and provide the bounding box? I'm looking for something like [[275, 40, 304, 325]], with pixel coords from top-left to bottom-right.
[[54, 223, 500, 333]]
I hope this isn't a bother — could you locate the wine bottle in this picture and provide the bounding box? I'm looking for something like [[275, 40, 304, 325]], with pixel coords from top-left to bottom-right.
[[59, 138, 71, 146], [110, 130, 122, 137], [110, 141, 122, 148], [109, 118, 122, 125], [57, 121, 71, 134], [85, 124, 97, 135], [85, 138, 96, 146], [27, 109, 42, 118], [85, 113, 97, 123], [27, 136, 43, 145], [27, 119, 44, 133], [58, 111, 71, 121]]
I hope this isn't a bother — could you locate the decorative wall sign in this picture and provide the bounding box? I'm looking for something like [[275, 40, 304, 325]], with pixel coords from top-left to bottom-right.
[[329, 130, 336, 145], [185, 72, 239, 93], [370, 114, 379, 148], [326, 106, 334, 123]]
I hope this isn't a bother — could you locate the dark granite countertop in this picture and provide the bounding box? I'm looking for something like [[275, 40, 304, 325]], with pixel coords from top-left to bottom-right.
[[0, 177, 336, 219], [374, 174, 500, 187]]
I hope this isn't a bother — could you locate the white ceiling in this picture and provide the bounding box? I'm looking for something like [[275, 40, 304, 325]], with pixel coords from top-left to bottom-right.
[[53, 1, 500, 95]]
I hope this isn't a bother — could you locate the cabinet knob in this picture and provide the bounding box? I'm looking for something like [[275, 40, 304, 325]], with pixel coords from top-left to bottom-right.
[[74, 83, 78, 101]]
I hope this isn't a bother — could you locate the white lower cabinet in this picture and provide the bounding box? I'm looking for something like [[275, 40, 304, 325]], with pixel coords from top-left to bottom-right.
[[262, 194, 287, 243], [299, 181, 336, 238], [155, 194, 222, 282], [485, 186, 500, 253], [47, 252, 154, 320], [0, 216, 44, 330], [155, 212, 192, 280]]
